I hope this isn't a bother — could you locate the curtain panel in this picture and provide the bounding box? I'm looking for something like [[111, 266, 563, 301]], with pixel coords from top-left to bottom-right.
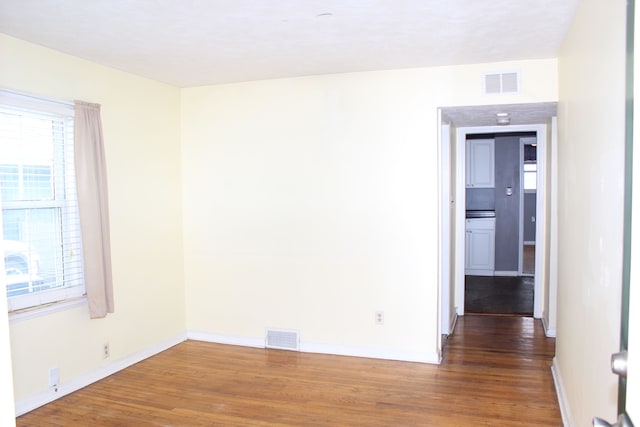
[[74, 101, 114, 318]]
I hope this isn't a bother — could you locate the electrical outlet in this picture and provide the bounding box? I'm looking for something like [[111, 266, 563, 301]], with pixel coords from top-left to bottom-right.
[[103, 342, 110, 359], [49, 367, 59, 387], [375, 311, 384, 325]]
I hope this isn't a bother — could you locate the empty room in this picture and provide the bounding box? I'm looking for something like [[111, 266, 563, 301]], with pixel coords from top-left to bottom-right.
[[1, 1, 638, 426]]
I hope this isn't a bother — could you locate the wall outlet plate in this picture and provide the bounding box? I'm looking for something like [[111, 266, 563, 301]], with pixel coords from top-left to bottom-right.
[[49, 367, 59, 387]]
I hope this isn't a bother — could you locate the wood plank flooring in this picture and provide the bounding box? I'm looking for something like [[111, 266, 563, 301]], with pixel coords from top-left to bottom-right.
[[16, 315, 561, 426]]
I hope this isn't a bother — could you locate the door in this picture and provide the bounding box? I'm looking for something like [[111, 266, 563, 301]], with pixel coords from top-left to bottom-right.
[[593, 1, 636, 424]]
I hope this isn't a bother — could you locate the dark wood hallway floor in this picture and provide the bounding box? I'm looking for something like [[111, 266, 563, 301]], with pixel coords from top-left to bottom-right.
[[16, 316, 560, 426], [465, 275, 534, 315]]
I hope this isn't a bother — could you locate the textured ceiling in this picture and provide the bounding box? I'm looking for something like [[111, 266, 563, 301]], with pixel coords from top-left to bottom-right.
[[0, 0, 579, 88], [441, 103, 558, 128]]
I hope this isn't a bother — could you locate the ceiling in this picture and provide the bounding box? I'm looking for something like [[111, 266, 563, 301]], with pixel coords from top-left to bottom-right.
[[0, 0, 579, 88], [441, 102, 558, 127]]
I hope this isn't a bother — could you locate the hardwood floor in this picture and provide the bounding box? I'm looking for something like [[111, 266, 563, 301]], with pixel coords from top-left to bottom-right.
[[16, 315, 560, 426]]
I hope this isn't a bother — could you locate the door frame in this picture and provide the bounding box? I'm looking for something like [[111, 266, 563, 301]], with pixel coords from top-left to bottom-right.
[[519, 137, 538, 277], [454, 124, 547, 318], [438, 117, 453, 336]]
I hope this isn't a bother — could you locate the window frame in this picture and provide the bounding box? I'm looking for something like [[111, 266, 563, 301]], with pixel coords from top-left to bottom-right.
[[1, 90, 85, 312]]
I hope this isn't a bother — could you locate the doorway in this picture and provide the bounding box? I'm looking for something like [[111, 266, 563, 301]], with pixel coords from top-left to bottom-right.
[[463, 131, 537, 315], [438, 103, 558, 339], [456, 124, 546, 318]]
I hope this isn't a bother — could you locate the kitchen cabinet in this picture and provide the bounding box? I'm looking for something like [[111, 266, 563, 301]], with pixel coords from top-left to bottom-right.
[[465, 218, 495, 275], [466, 139, 495, 188]]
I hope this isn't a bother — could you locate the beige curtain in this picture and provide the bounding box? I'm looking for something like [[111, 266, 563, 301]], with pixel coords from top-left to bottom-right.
[[74, 101, 114, 318]]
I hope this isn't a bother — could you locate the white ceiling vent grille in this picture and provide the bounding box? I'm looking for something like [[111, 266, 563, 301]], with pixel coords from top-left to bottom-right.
[[484, 72, 519, 94], [266, 328, 300, 351]]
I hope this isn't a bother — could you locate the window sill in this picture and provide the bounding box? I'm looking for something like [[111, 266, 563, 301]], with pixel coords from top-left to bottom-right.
[[9, 297, 87, 323]]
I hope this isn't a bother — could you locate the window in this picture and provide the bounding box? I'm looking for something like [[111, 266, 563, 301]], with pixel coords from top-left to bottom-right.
[[523, 163, 537, 191], [1, 92, 84, 311]]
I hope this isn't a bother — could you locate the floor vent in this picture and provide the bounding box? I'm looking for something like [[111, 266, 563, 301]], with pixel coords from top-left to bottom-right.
[[265, 328, 300, 351], [484, 71, 519, 94]]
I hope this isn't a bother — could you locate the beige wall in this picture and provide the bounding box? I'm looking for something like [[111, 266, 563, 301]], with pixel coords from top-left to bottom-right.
[[0, 34, 186, 404], [0, 32, 561, 414], [181, 59, 558, 361], [556, 0, 627, 425]]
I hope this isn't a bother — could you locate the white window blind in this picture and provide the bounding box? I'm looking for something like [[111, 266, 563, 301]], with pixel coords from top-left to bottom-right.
[[0, 90, 85, 311]]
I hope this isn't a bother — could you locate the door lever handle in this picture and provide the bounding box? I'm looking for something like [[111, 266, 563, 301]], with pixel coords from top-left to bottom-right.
[[593, 413, 633, 427], [611, 351, 628, 378]]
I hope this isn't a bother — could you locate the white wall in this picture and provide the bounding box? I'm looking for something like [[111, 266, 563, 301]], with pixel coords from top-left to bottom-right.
[[181, 59, 558, 362], [0, 34, 186, 408], [555, 0, 627, 425]]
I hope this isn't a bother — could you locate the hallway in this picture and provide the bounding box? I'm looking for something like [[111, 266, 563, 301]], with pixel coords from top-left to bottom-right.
[[464, 275, 534, 315]]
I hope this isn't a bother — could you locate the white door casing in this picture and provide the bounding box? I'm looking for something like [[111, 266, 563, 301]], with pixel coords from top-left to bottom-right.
[[455, 124, 547, 318]]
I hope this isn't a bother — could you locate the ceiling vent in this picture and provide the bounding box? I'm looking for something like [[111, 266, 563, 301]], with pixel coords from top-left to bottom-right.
[[484, 72, 519, 94], [265, 328, 300, 351]]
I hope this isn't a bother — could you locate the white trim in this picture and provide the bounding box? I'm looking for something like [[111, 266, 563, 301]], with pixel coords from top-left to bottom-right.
[[551, 357, 574, 427], [187, 331, 264, 348], [493, 270, 519, 277], [455, 124, 547, 319], [301, 342, 441, 364], [533, 130, 546, 318], [519, 140, 525, 275], [188, 330, 441, 364], [9, 297, 87, 323], [439, 117, 452, 338], [0, 88, 73, 117], [524, 240, 535, 245], [542, 316, 556, 338], [14, 333, 187, 416], [455, 126, 466, 316], [448, 313, 458, 336]]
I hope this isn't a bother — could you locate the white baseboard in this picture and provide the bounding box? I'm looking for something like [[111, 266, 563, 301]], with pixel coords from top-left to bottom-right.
[[449, 313, 458, 335], [551, 357, 573, 427], [493, 271, 519, 277], [188, 330, 441, 364], [187, 331, 264, 348], [15, 333, 187, 416], [300, 342, 440, 364], [542, 317, 556, 337]]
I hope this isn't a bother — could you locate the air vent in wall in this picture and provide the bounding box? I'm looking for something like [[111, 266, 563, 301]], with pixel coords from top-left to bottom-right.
[[266, 328, 300, 351], [484, 72, 519, 94]]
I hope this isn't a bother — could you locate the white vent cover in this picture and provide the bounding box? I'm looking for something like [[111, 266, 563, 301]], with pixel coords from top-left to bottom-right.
[[484, 72, 519, 94], [265, 328, 299, 351]]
